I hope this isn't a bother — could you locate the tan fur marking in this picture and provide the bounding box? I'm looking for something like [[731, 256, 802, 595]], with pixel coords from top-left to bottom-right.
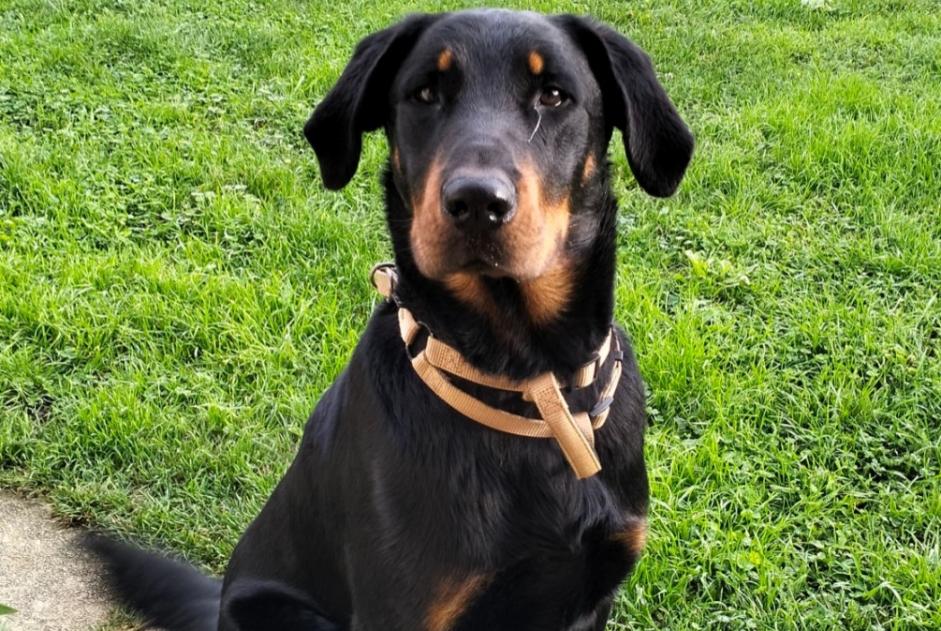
[[410, 158, 448, 278], [444, 272, 498, 320], [505, 163, 573, 323], [613, 517, 648, 556], [392, 147, 401, 172], [581, 153, 596, 184], [508, 164, 571, 278], [528, 51, 544, 75], [437, 48, 454, 72], [425, 574, 491, 631], [520, 262, 573, 326]]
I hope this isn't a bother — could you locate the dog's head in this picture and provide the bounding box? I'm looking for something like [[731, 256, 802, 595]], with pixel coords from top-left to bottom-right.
[[306, 10, 692, 292]]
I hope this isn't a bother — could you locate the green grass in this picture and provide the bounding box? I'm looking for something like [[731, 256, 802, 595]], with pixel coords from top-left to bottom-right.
[[1, 0, 939, 628]]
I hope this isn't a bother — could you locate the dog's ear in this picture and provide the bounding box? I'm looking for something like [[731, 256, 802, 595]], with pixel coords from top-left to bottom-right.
[[305, 14, 439, 190], [553, 16, 694, 197]]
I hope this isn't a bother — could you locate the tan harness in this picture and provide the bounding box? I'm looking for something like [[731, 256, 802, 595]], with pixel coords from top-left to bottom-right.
[[372, 264, 623, 479]]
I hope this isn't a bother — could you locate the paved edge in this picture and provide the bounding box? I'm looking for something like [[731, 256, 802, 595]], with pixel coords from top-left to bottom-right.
[[0, 492, 115, 631]]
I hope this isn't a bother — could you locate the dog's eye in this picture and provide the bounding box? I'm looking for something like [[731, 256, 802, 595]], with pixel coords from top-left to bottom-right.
[[538, 87, 568, 108], [414, 86, 438, 105]]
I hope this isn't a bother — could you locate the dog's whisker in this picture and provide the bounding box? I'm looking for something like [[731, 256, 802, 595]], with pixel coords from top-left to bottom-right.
[[528, 109, 543, 143]]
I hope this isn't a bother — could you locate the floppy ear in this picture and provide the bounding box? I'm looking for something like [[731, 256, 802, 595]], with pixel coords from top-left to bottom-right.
[[553, 16, 694, 197], [304, 14, 439, 190]]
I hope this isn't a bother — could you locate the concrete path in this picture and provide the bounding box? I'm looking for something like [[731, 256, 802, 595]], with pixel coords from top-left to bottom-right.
[[0, 492, 116, 631]]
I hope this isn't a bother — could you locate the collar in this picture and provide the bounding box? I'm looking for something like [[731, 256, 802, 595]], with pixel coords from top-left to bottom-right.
[[372, 263, 623, 479]]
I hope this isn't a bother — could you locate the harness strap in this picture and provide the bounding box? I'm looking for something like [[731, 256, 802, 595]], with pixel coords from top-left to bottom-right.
[[372, 263, 620, 479], [425, 336, 527, 392], [528, 373, 601, 477], [411, 353, 555, 438], [570, 332, 614, 389], [424, 332, 614, 393], [591, 356, 622, 429]]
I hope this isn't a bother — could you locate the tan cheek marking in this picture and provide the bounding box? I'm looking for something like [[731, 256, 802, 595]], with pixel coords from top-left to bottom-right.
[[410, 159, 447, 277], [444, 273, 498, 320], [520, 261, 573, 326], [437, 48, 453, 72], [507, 164, 573, 324], [612, 517, 648, 557], [512, 165, 571, 268], [392, 147, 401, 172], [425, 574, 491, 631], [528, 50, 544, 75], [504, 174, 543, 272], [581, 153, 596, 184], [510, 165, 550, 256]]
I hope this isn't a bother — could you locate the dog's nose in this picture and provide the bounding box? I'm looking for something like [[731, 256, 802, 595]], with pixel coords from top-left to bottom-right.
[[442, 176, 516, 232]]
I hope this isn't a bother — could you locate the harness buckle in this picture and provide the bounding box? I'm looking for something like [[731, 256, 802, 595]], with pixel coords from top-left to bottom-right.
[[370, 263, 398, 299]]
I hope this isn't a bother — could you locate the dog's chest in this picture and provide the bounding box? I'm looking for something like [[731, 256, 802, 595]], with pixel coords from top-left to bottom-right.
[[439, 474, 638, 630]]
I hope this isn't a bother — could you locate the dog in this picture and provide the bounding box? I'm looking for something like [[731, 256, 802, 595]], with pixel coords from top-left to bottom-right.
[[87, 9, 693, 630]]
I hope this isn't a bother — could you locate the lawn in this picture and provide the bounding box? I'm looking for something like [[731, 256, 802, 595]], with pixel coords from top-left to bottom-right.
[[1, 0, 939, 628]]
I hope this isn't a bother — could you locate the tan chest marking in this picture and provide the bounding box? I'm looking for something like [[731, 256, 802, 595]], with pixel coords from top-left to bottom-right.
[[425, 573, 491, 631]]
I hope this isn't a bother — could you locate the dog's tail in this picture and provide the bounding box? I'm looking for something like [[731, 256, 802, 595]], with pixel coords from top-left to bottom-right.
[[83, 534, 221, 631]]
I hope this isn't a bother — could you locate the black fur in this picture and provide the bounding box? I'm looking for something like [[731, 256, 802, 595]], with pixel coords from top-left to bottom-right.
[[304, 14, 442, 190], [551, 16, 694, 197], [83, 535, 221, 630], [87, 10, 693, 631]]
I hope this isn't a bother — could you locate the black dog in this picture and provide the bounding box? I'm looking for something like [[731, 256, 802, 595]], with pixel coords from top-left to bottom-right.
[[88, 9, 693, 630]]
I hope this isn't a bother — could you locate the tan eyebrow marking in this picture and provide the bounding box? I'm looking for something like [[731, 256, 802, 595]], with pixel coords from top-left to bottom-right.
[[528, 51, 544, 75], [437, 48, 454, 72]]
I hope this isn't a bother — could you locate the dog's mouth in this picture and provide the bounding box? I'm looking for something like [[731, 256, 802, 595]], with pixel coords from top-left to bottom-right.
[[412, 218, 563, 283], [462, 258, 509, 278], [460, 239, 511, 276]]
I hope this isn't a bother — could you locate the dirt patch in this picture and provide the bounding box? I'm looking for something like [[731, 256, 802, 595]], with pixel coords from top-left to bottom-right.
[[0, 492, 114, 631]]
